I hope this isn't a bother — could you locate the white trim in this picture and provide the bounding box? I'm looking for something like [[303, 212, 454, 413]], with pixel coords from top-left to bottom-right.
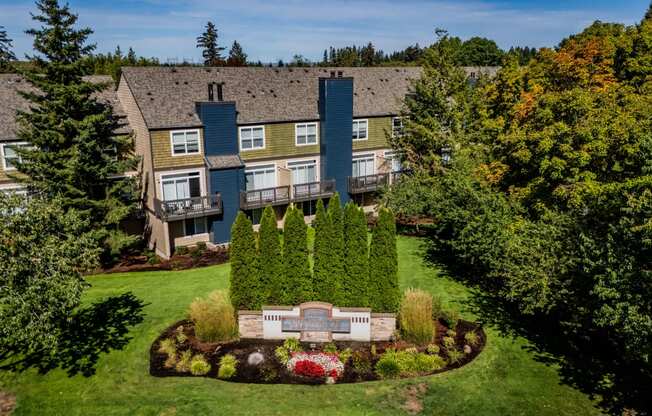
[[244, 162, 277, 189], [156, 168, 206, 201], [352, 119, 369, 141], [287, 158, 319, 184], [352, 152, 376, 177], [169, 129, 202, 157], [1, 142, 28, 171], [294, 122, 319, 146], [239, 125, 266, 151]]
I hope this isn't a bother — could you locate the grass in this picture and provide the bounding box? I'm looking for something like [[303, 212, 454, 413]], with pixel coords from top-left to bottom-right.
[[0, 236, 602, 415]]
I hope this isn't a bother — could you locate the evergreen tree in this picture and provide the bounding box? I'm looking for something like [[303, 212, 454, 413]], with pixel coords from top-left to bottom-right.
[[342, 202, 369, 306], [227, 40, 247, 66], [0, 25, 16, 71], [15, 0, 138, 262], [327, 193, 345, 303], [229, 212, 261, 310], [312, 199, 341, 303], [196, 21, 225, 66], [258, 206, 283, 304], [368, 208, 399, 312], [282, 206, 312, 304], [322, 49, 328, 65]]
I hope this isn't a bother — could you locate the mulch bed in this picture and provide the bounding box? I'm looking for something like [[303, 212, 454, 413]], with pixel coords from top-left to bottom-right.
[[100, 246, 229, 274], [150, 318, 486, 385]]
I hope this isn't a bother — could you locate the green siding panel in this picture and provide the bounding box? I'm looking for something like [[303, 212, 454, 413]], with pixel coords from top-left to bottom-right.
[[239, 122, 320, 161], [352, 116, 392, 151]]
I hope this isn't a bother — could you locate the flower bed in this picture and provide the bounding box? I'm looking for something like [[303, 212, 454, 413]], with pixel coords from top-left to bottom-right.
[[287, 352, 344, 380]]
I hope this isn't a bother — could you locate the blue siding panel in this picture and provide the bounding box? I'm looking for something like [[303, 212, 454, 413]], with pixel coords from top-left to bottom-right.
[[319, 78, 353, 204], [195, 101, 238, 156], [208, 167, 244, 243]]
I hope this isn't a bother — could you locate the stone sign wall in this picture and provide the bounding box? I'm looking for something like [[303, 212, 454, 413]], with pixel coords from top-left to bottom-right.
[[238, 301, 396, 342]]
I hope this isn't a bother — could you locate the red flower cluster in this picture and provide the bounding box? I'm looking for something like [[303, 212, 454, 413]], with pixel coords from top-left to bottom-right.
[[293, 360, 325, 378]]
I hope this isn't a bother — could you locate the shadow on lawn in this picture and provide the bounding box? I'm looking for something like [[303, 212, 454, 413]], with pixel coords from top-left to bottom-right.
[[415, 234, 652, 416], [1, 292, 145, 377]]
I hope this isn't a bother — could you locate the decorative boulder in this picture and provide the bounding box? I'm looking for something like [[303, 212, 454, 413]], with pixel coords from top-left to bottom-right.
[[463, 345, 472, 354], [247, 352, 265, 366]]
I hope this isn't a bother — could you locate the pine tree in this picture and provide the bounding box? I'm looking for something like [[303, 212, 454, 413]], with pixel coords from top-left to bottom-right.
[[0, 25, 16, 71], [15, 0, 138, 263], [369, 208, 399, 312], [282, 205, 312, 304], [196, 21, 225, 66], [327, 193, 345, 303], [312, 199, 340, 303], [229, 212, 262, 310], [227, 40, 247, 66], [259, 206, 283, 304], [342, 202, 369, 306]]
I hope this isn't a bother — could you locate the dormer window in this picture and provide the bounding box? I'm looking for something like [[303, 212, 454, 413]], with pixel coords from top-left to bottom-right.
[[170, 130, 200, 156]]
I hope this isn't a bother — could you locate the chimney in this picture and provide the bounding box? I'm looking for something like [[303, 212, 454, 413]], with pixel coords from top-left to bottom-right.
[[208, 83, 214, 101], [337, 71, 343, 78], [216, 83, 224, 101], [330, 71, 336, 78]]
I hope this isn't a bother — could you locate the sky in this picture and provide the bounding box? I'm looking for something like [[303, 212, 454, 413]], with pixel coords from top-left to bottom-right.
[[1, 0, 650, 63]]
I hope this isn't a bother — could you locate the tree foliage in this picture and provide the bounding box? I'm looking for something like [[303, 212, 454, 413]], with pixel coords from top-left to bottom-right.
[[258, 206, 283, 304], [226, 40, 247, 66], [81, 45, 159, 81], [196, 21, 225, 66], [369, 208, 400, 312], [312, 199, 342, 303], [342, 202, 369, 306], [327, 193, 345, 303], [0, 195, 100, 359], [229, 212, 261, 310], [282, 205, 312, 304], [14, 0, 139, 263], [0, 25, 16, 71]]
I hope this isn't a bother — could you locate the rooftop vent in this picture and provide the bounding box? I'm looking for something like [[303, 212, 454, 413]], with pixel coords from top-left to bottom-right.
[[337, 71, 343, 78]]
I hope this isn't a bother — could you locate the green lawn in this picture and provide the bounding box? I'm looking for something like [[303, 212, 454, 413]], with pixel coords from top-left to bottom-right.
[[0, 236, 602, 415]]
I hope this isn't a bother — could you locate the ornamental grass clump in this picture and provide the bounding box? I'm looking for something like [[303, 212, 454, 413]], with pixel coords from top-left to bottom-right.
[[400, 288, 435, 344], [190, 354, 211, 376], [189, 290, 238, 342]]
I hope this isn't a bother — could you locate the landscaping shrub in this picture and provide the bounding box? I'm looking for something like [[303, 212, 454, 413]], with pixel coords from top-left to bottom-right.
[[339, 347, 352, 364], [323, 342, 337, 354], [190, 355, 211, 376], [287, 352, 344, 379], [218, 354, 238, 379], [175, 246, 189, 256], [464, 331, 479, 347], [282, 206, 312, 304], [368, 207, 400, 312], [313, 200, 341, 304], [196, 242, 207, 251], [189, 290, 238, 342], [175, 349, 192, 372], [158, 338, 177, 369], [259, 206, 284, 304], [327, 193, 345, 304], [293, 359, 325, 378], [230, 211, 262, 310], [274, 337, 302, 365], [426, 344, 440, 354], [375, 352, 401, 379], [342, 202, 369, 307], [440, 308, 460, 328], [376, 349, 445, 379], [175, 326, 187, 344], [352, 351, 372, 373], [442, 336, 456, 350], [400, 288, 435, 344], [447, 348, 464, 364]]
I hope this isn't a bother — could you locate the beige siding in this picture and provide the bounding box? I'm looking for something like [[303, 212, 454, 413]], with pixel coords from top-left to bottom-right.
[[239, 122, 320, 161], [352, 116, 392, 151], [151, 129, 205, 170]]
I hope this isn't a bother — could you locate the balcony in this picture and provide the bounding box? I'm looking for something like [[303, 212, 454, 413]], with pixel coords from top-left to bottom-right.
[[240, 185, 291, 210], [347, 173, 390, 194], [292, 179, 336, 202], [154, 194, 222, 221]]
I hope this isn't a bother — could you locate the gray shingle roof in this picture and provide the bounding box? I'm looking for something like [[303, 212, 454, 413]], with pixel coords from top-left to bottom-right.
[[120, 66, 423, 129], [0, 74, 130, 142], [205, 154, 244, 170]]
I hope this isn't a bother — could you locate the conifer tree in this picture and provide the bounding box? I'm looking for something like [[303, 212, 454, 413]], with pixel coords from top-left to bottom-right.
[[15, 0, 138, 262], [312, 199, 340, 302], [342, 202, 369, 306], [0, 25, 16, 71], [327, 193, 345, 302], [229, 212, 261, 310], [259, 206, 283, 304], [227, 40, 247, 66], [282, 206, 312, 304], [369, 208, 400, 312], [196, 21, 225, 66]]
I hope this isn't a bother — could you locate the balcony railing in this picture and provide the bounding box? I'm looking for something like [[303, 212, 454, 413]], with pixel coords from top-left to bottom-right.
[[292, 179, 336, 202], [154, 194, 222, 221], [240, 185, 291, 210], [347, 173, 390, 194]]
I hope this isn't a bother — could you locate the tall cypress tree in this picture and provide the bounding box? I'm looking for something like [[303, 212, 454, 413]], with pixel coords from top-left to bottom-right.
[[229, 212, 261, 310], [15, 0, 138, 262], [282, 205, 312, 304], [327, 192, 345, 303], [259, 206, 283, 304], [369, 208, 400, 312], [342, 202, 369, 306], [312, 199, 340, 303]]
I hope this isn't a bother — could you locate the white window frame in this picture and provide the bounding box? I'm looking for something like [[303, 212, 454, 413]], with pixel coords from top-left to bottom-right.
[[169, 129, 201, 156], [384, 150, 404, 172], [239, 125, 266, 151], [294, 122, 319, 146], [352, 119, 368, 141], [287, 159, 318, 185], [157, 168, 205, 201], [244, 163, 277, 190], [1, 142, 29, 171], [352, 152, 375, 177], [391, 117, 404, 138]]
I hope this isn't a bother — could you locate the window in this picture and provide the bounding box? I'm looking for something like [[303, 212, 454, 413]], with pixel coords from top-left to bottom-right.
[[170, 130, 200, 156], [239, 126, 265, 150], [352, 154, 375, 177], [184, 217, 207, 236], [441, 146, 452, 165], [1, 143, 28, 170], [392, 117, 404, 137], [245, 164, 276, 190], [288, 160, 317, 185], [295, 122, 318, 146], [352, 119, 368, 141], [161, 171, 201, 201], [384, 151, 403, 172]]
